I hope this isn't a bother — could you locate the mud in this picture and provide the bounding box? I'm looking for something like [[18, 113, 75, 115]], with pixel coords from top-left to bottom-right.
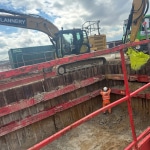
[[43, 104, 150, 150]]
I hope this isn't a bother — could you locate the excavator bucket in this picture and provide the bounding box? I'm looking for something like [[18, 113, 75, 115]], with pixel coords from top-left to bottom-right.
[[126, 48, 150, 70]]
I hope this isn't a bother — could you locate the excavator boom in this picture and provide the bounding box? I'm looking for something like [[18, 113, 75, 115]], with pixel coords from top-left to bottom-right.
[[124, 0, 150, 71], [124, 0, 149, 43], [130, 0, 149, 42], [0, 9, 59, 39], [0, 8, 106, 74]]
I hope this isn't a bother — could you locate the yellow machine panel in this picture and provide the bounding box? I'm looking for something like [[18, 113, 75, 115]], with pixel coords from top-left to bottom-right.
[[89, 34, 106, 51]]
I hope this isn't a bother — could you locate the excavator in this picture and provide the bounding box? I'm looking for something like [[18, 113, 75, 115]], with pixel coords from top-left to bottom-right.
[[123, 0, 150, 70], [0, 9, 106, 74], [123, 0, 149, 44]]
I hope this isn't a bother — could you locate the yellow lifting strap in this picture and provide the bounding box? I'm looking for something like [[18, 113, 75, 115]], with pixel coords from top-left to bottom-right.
[[126, 48, 150, 70]]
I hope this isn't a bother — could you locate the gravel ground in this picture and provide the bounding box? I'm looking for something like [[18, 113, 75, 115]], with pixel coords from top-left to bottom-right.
[[42, 104, 149, 150]]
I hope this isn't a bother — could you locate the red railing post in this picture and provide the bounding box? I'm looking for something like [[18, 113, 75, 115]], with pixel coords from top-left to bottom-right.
[[28, 43, 150, 149], [120, 49, 138, 149]]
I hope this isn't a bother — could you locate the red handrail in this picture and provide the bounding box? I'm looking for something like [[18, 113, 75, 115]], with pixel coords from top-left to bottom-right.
[[28, 83, 150, 150], [125, 127, 150, 150], [28, 81, 150, 149], [120, 49, 138, 149], [26, 40, 150, 150], [1, 40, 150, 80]]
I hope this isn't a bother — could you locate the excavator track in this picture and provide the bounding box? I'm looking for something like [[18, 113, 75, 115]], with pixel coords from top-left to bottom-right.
[[56, 57, 107, 75]]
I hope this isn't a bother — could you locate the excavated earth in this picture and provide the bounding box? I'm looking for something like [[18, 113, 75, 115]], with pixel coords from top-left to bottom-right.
[[43, 102, 150, 150], [42, 103, 149, 150], [42, 60, 150, 150], [0, 58, 150, 150]]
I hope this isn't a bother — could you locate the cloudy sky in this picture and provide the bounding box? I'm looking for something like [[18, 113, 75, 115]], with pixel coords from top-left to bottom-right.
[[0, 0, 143, 60]]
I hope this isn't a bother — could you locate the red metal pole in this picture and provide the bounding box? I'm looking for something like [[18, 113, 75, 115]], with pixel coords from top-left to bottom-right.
[[125, 127, 150, 150], [1, 40, 150, 80], [28, 82, 150, 150], [130, 82, 150, 97], [28, 96, 128, 150], [120, 49, 138, 149]]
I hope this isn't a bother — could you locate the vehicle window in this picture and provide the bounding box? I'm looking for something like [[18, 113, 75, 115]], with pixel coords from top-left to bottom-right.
[[62, 33, 73, 44], [82, 30, 88, 43], [123, 19, 128, 35], [76, 32, 81, 41], [145, 18, 150, 28], [62, 33, 73, 54]]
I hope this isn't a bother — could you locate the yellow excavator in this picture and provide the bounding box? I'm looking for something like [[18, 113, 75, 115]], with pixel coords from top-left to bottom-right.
[[123, 0, 150, 70], [0, 9, 107, 74]]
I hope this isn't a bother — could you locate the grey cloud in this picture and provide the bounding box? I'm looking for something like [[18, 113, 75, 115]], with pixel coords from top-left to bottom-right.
[[53, 2, 64, 8], [45, 0, 132, 30], [0, 50, 7, 55], [3, 0, 132, 27], [0, 0, 134, 47], [0, 41, 7, 47], [79, 0, 131, 25]]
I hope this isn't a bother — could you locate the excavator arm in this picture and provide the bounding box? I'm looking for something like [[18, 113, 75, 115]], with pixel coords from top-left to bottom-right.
[[0, 9, 91, 58], [124, 0, 150, 71], [124, 0, 149, 43], [0, 9, 59, 41]]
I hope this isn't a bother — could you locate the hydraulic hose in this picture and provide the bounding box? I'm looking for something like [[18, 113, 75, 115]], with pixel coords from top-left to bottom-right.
[[133, 0, 145, 24], [133, 0, 149, 24], [123, 6, 134, 43], [123, 0, 149, 44], [144, 0, 149, 16]]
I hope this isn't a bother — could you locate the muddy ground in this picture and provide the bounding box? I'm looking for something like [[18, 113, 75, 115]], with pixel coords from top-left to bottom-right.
[[42, 103, 150, 150]]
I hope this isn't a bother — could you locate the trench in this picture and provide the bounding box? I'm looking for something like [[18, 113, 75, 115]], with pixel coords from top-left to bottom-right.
[[43, 98, 150, 150], [0, 61, 150, 150]]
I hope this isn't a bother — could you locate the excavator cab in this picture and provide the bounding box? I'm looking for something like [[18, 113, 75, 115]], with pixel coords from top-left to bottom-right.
[[0, 9, 106, 75], [55, 29, 90, 58]]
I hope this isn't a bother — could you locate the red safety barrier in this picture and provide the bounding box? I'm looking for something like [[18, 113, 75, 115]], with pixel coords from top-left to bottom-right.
[[0, 75, 104, 118], [0, 71, 56, 91], [0, 90, 100, 137], [28, 44, 150, 150], [0, 40, 150, 80], [106, 74, 150, 82], [125, 127, 150, 150], [1, 40, 150, 149], [28, 82, 150, 150], [111, 88, 149, 99], [28, 96, 129, 150]]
